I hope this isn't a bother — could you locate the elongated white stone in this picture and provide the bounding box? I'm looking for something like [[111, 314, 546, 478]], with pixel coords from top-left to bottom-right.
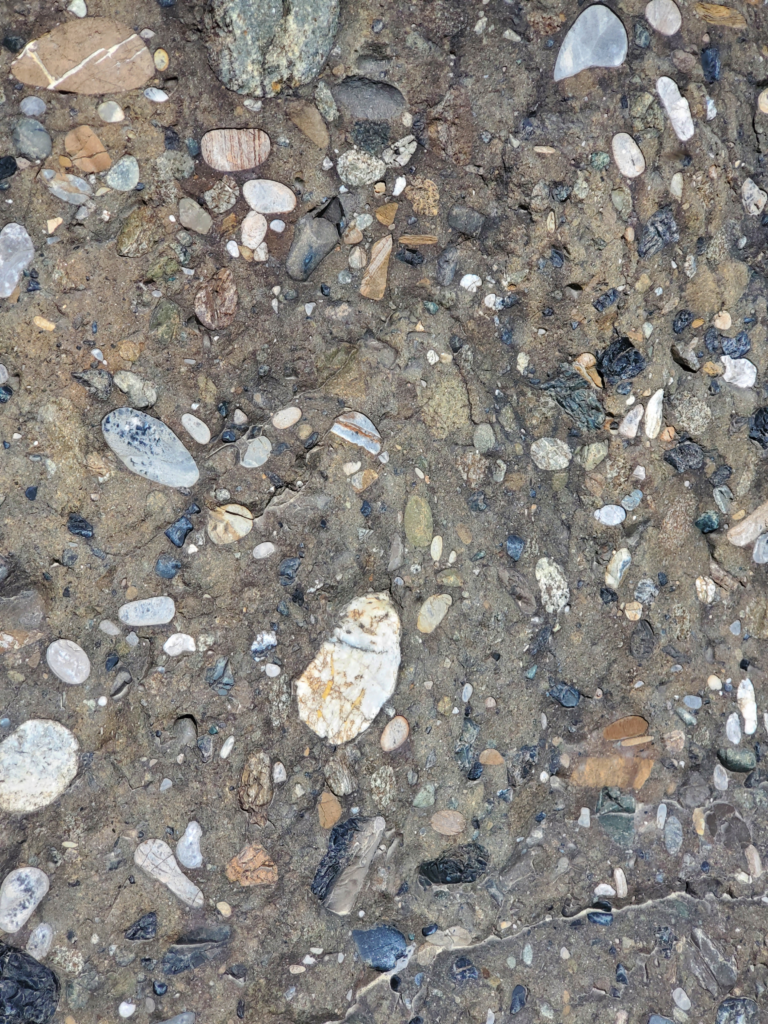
[[605, 548, 631, 588], [181, 413, 211, 445], [644, 389, 663, 438], [243, 180, 297, 215], [554, 5, 627, 82], [134, 839, 203, 907], [618, 404, 644, 438], [753, 534, 768, 564], [0, 867, 49, 933], [296, 593, 401, 745], [738, 678, 757, 735], [46, 639, 90, 684], [163, 633, 195, 656], [612, 133, 645, 178], [657, 77, 694, 142], [725, 711, 741, 744], [102, 408, 199, 488], [0, 719, 79, 814], [119, 596, 175, 627], [176, 821, 203, 869], [0, 223, 35, 299], [330, 411, 381, 455]]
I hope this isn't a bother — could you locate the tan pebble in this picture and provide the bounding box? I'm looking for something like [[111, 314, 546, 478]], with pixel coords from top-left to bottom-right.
[[430, 809, 466, 836], [33, 316, 56, 331], [485, 697, 496, 709], [604, 716, 648, 741], [348, 245, 367, 270], [702, 360, 722, 376], [759, 89, 768, 115], [659, 426, 676, 442], [691, 318, 704, 329], [360, 235, 393, 301], [317, 790, 342, 828], [119, 340, 141, 362], [624, 226, 635, 242], [375, 202, 398, 226], [216, 900, 232, 917], [479, 748, 504, 766], [207, 504, 253, 545], [613, 867, 628, 898], [153, 48, 169, 71], [380, 715, 410, 752], [272, 406, 302, 429], [399, 234, 438, 246], [64, 124, 111, 173], [47, 217, 63, 234], [745, 843, 763, 878], [343, 224, 363, 244], [713, 310, 732, 330], [707, 674, 722, 691], [373, 181, 386, 194], [430, 535, 443, 561], [201, 128, 271, 172], [289, 965, 306, 974], [692, 807, 706, 835], [624, 601, 642, 621]]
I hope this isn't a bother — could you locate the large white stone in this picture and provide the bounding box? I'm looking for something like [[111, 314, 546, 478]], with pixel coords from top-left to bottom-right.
[[0, 867, 49, 933], [594, 505, 626, 526], [241, 435, 272, 468], [46, 639, 90, 685], [163, 633, 195, 656], [656, 77, 694, 142], [241, 211, 268, 249], [0, 719, 79, 814], [134, 839, 204, 908], [242, 180, 297, 215], [296, 593, 401, 745], [554, 5, 627, 82], [644, 389, 664, 438], [176, 821, 203, 869], [535, 558, 570, 613], [612, 133, 645, 178], [119, 596, 175, 627], [102, 408, 199, 488], [722, 355, 756, 388], [645, 0, 681, 35]]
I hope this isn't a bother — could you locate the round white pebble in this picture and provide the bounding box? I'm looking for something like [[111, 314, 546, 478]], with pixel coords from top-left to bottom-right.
[[181, 413, 211, 445], [0, 720, 79, 813], [46, 639, 91, 684], [163, 633, 196, 656], [253, 542, 277, 559], [226, 239, 240, 258], [269, 219, 286, 233], [119, 1001, 137, 1018], [594, 504, 627, 526], [272, 406, 302, 429]]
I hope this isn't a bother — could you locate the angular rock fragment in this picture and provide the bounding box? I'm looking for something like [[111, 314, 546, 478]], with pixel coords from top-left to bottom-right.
[[11, 19, 154, 94], [637, 208, 679, 258], [226, 843, 278, 885], [238, 751, 272, 812], [419, 843, 489, 885], [352, 925, 408, 972], [330, 411, 381, 454], [554, 5, 628, 82], [296, 593, 401, 744], [0, 944, 60, 1024], [286, 208, 339, 281], [194, 269, 238, 329], [125, 912, 157, 940], [360, 235, 392, 300], [311, 816, 385, 915], [0, 223, 34, 299]]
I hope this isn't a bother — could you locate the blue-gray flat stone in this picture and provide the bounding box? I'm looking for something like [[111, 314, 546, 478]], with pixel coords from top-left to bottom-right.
[[554, 5, 627, 82], [0, 223, 34, 299], [13, 118, 51, 159], [106, 155, 139, 191], [102, 407, 199, 488]]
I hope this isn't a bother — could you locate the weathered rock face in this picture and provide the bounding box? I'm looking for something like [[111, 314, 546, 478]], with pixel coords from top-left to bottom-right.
[[205, 0, 339, 96]]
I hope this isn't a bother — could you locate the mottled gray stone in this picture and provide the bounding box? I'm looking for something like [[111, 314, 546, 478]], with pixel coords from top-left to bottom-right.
[[12, 118, 51, 159]]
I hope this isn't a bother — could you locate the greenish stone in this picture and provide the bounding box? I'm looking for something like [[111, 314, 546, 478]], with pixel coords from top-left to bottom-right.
[[436, 569, 463, 586], [146, 255, 180, 283], [695, 510, 719, 534], [116, 205, 162, 258], [412, 783, 435, 808], [150, 300, 182, 346], [676, 707, 696, 727], [718, 748, 756, 772], [590, 151, 610, 170], [404, 495, 433, 548], [316, 343, 356, 383]]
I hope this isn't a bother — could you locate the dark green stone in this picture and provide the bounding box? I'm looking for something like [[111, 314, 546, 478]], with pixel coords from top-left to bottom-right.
[[718, 748, 756, 773]]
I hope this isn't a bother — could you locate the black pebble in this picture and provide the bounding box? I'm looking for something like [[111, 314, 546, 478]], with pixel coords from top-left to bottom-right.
[[2, 35, 26, 53], [468, 491, 488, 512], [600, 587, 618, 604], [153, 981, 167, 996], [125, 911, 157, 941], [672, 309, 693, 334], [510, 984, 527, 1014], [710, 465, 732, 486], [221, 429, 237, 443], [722, 331, 750, 358], [616, 963, 629, 985], [587, 911, 614, 925], [548, 682, 580, 707], [0, 156, 17, 180], [637, 207, 679, 258], [105, 653, 119, 671], [451, 956, 479, 984], [467, 761, 483, 781], [360, 500, 372, 517], [0, 944, 60, 1023], [155, 555, 182, 579], [421, 923, 437, 936], [278, 556, 301, 585], [593, 288, 619, 313], [25, 486, 37, 501], [505, 534, 525, 561], [237, 999, 246, 1019], [165, 516, 193, 548], [395, 248, 424, 266], [0, 385, 12, 403], [67, 513, 94, 538], [596, 337, 646, 385], [320, 283, 331, 296], [418, 843, 489, 885], [663, 442, 704, 473], [351, 925, 407, 972]]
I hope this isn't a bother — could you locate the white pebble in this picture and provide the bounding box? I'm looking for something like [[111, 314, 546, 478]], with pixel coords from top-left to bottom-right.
[[26, 922, 54, 959], [269, 219, 285, 233], [594, 883, 615, 897], [272, 406, 302, 429], [462, 683, 473, 702], [176, 820, 203, 869], [594, 505, 626, 526], [578, 807, 591, 827], [738, 678, 757, 735], [181, 413, 211, 445], [656, 803, 667, 829], [163, 633, 196, 656], [393, 176, 407, 196], [460, 274, 482, 293], [220, 735, 235, 759], [46, 639, 90, 685], [253, 542, 277, 559], [656, 77, 694, 142], [726, 711, 742, 745], [713, 764, 728, 791], [143, 88, 168, 103], [273, 761, 287, 783], [119, 596, 175, 626], [226, 239, 240, 258], [0, 867, 49, 932]]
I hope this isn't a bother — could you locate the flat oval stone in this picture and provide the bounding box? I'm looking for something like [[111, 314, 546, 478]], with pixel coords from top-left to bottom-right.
[[594, 504, 626, 526], [531, 437, 571, 470], [118, 596, 175, 626], [430, 809, 465, 836], [554, 5, 628, 82], [46, 639, 90, 684], [102, 408, 199, 488], [26, 922, 54, 959], [612, 133, 645, 178], [201, 128, 270, 171], [144, 87, 168, 102], [40, 168, 91, 203], [330, 411, 382, 454], [181, 413, 211, 445], [20, 96, 46, 117], [0, 719, 79, 813], [163, 633, 195, 656], [656, 77, 694, 141], [272, 406, 302, 429], [241, 211, 267, 249], [645, 0, 681, 35], [253, 542, 276, 559], [241, 435, 271, 468], [0, 868, 49, 932], [207, 504, 254, 545], [380, 715, 409, 751], [404, 495, 433, 548], [243, 179, 297, 215], [97, 100, 124, 122], [417, 593, 452, 634]]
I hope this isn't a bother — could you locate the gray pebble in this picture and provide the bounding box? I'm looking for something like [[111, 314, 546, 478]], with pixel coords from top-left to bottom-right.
[[12, 118, 52, 160]]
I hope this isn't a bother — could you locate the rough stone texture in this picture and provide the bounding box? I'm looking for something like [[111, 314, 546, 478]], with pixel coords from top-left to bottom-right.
[[205, 0, 339, 97]]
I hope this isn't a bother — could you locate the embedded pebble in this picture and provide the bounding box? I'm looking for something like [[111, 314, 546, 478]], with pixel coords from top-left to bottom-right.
[[535, 557, 570, 613], [102, 408, 199, 488], [417, 594, 452, 634], [181, 413, 211, 445], [605, 548, 631, 589], [241, 435, 272, 467], [106, 155, 140, 191], [611, 133, 645, 178], [594, 505, 626, 526], [272, 406, 302, 429], [554, 5, 628, 82], [243, 180, 297, 214], [722, 355, 756, 388], [644, 389, 664, 438], [134, 839, 203, 907], [330, 411, 382, 454], [0, 719, 79, 813], [737, 678, 757, 735], [0, 223, 35, 299], [179, 197, 213, 235], [46, 639, 90, 684], [0, 867, 50, 932], [725, 712, 742, 745], [207, 504, 254, 545], [163, 633, 196, 656], [26, 922, 54, 959], [20, 96, 46, 117], [97, 100, 124, 123], [380, 716, 410, 752], [752, 534, 768, 564], [656, 77, 694, 141], [530, 438, 571, 471], [176, 821, 203, 869], [253, 542, 277, 559], [144, 87, 168, 102], [119, 596, 175, 626], [645, 0, 681, 35], [241, 211, 268, 249]]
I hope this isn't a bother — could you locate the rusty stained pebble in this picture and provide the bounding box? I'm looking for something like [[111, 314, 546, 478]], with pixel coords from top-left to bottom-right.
[[225, 842, 278, 885], [194, 268, 238, 329], [317, 790, 343, 828], [206, 503, 253, 545], [201, 128, 271, 171]]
